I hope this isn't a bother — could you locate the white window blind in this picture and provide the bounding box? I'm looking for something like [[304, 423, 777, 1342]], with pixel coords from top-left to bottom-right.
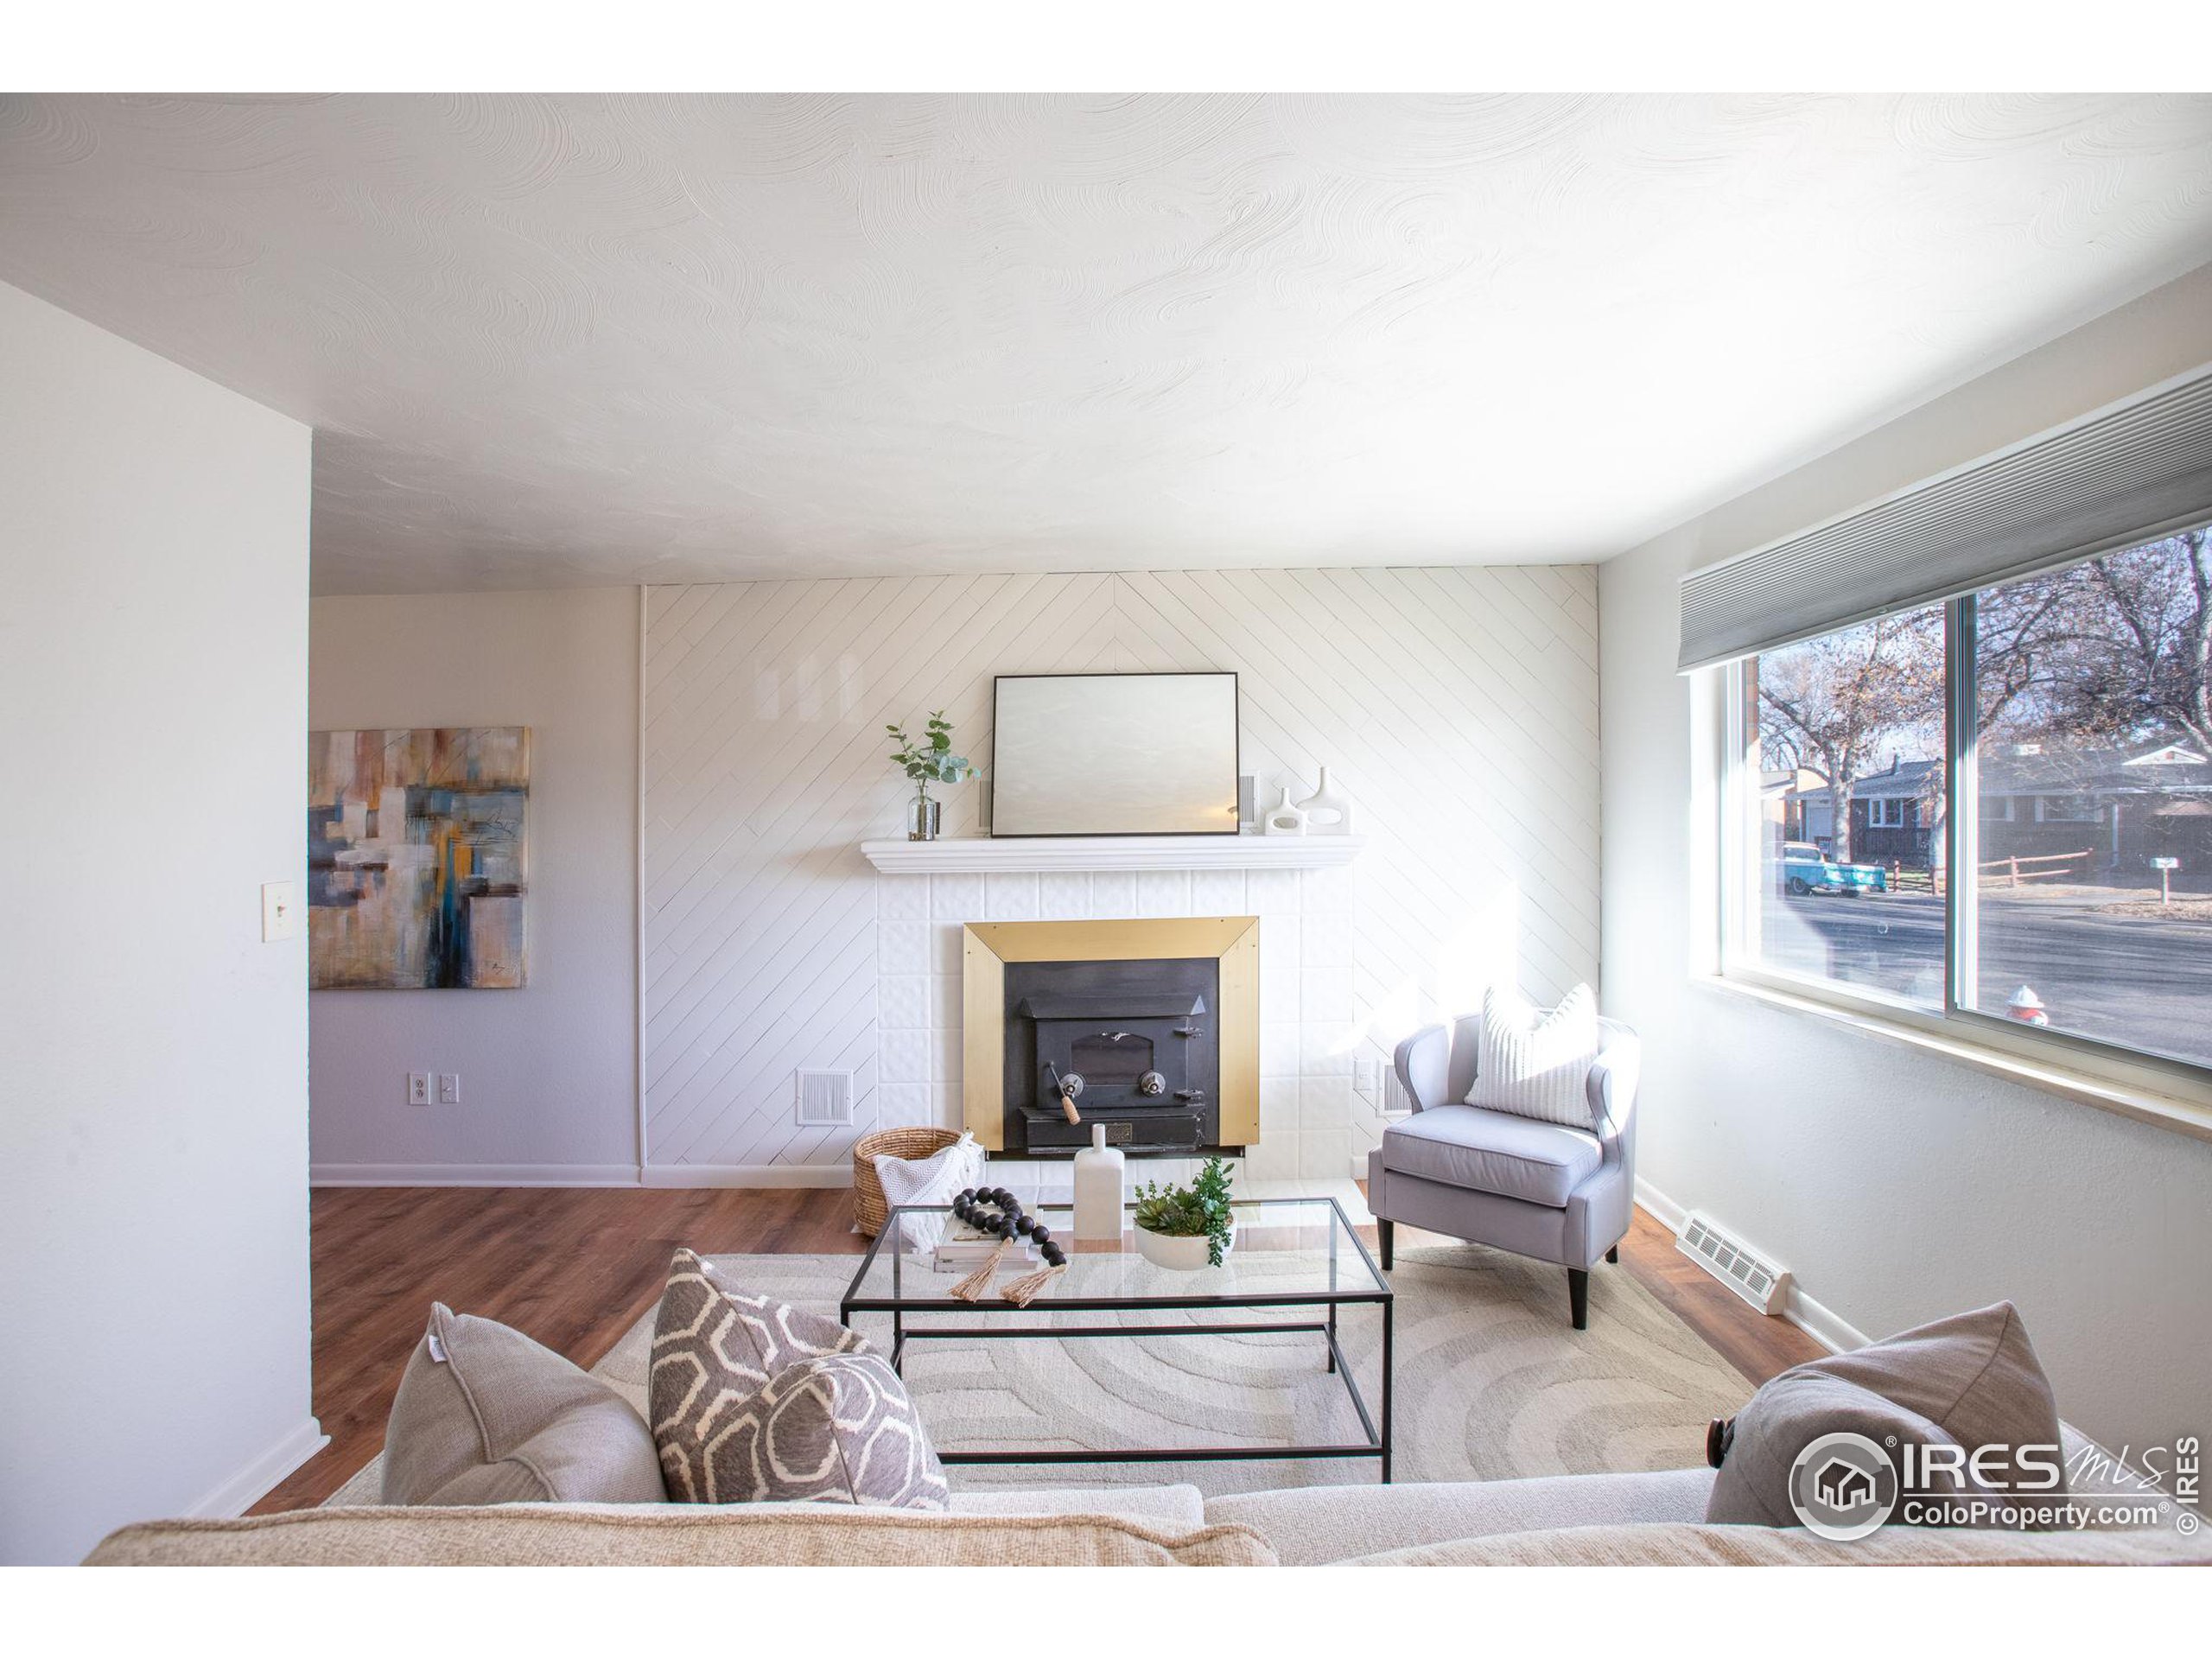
[[1677, 365, 2212, 673]]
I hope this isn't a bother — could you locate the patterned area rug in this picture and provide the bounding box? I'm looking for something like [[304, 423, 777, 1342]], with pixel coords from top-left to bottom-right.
[[327, 1244, 1751, 1503]]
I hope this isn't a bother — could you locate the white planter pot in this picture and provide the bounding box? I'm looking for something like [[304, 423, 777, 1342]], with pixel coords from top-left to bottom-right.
[[1134, 1223, 1234, 1271]]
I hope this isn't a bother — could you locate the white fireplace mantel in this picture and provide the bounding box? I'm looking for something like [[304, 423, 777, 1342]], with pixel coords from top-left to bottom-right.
[[859, 834, 1366, 874]]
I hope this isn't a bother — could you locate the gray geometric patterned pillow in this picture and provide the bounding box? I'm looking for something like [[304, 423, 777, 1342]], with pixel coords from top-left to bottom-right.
[[652, 1248, 867, 1398], [688, 1351, 950, 1509], [649, 1249, 945, 1507]]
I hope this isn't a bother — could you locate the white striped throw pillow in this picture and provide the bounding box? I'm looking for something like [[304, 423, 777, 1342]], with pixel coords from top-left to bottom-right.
[[1465, 984, 1600, 1130]]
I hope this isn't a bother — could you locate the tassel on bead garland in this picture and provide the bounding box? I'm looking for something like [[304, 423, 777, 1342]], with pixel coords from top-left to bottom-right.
[[997, 1260, 1066, 1306], [947, 1241, 1007, 1302]]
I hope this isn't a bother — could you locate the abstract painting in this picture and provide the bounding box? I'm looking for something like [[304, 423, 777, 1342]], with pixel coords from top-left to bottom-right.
[[308, 728, 529, 989]]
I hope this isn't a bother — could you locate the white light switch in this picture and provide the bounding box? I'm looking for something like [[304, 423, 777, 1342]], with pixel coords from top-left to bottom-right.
[[262, 880, 301, 942], [438, 1073, 462, 1105]]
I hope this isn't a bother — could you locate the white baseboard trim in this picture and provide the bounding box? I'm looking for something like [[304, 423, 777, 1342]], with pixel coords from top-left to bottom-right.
[[185, 1416, 327, 1519], [310, 1162, 858, 1190], [1784, 1282, 1871, 1354], [311, 1163, 642, 1187], [1632, 1174, 1864, 1353], [641, 1164, 852, 1189], [1631, 1175, 1687, 1236]]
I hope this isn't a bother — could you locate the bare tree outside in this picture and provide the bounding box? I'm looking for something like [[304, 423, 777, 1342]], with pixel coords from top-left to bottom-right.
[[1979, 528, 2212, 755], [1754, 607, 1943, 864]]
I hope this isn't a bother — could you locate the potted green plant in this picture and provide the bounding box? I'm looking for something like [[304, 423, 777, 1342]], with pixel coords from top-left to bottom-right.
[[887, 712, 981, 841], [1131, 1157, 1236, 1269]]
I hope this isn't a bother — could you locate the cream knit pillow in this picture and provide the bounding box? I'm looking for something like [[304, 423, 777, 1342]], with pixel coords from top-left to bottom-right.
[[1465, 984, 1600, 1130]]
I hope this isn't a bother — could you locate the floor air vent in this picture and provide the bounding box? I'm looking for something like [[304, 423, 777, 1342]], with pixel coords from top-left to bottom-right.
[[1676, 1211, 1789, 1314]]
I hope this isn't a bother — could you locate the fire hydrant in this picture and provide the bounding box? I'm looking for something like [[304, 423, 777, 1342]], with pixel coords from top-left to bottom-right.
[[2005, 985, 2050, 1027]]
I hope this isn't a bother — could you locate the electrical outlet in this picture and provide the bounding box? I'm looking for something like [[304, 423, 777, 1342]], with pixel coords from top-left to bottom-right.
[[438, 1073, 461, 1105], [407, 1072, 432, 1106]]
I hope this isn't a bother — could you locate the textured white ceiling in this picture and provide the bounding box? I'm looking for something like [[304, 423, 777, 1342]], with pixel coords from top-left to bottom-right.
[[3, 93, 2210, 594]]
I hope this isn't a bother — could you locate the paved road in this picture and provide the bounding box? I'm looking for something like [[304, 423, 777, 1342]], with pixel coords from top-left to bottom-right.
[[1762, 891, 2212, 1068]]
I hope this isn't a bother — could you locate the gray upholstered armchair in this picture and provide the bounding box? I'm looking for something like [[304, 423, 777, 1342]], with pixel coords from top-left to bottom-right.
[[1367, 1015, 1639, 1330]]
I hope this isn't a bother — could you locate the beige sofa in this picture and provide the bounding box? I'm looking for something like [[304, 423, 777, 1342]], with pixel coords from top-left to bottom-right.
[[87, 1434, 2208, 1566]]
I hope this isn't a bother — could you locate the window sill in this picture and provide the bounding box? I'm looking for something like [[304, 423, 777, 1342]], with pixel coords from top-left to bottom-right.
[[1696, 972, 2212, 1145]]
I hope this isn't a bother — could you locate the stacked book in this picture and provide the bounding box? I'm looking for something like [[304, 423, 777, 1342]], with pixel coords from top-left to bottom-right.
[[930, 1221, 1039, 1274]]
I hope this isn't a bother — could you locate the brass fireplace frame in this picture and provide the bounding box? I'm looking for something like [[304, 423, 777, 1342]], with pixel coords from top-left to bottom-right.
[[961, 916, 1261, 1152]]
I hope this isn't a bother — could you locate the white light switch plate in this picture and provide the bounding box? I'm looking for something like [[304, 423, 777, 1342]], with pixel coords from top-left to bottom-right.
[[438, 1073, 461, 1104], [261, 880, 301, 941]]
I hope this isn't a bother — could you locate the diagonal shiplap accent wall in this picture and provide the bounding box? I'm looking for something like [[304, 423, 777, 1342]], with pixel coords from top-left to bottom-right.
[[641, 567, 1599, 1180]]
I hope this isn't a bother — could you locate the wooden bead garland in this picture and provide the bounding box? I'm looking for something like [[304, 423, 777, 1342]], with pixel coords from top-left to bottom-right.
[[947, 1186, 1068, 1305]]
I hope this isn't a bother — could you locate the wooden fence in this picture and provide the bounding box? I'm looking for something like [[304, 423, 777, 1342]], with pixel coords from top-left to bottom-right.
[[1889, 848, 2094, 898]]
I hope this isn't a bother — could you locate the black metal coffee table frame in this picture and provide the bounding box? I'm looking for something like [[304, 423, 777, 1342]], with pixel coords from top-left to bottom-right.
[[838, 1195, 1394, 1483]]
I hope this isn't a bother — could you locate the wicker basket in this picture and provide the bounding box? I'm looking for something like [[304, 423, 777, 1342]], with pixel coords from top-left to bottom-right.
[[851, 1125, 963, 1237]]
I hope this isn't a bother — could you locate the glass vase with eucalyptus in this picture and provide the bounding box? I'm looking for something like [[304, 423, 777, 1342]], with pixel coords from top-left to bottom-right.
[[887, 711, 980, 841]]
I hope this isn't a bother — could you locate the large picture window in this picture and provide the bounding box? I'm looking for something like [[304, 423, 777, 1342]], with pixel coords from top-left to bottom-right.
[[1725, 524, 2212, 1077]]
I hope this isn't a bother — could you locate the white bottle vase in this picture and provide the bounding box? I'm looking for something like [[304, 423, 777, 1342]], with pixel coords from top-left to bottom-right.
[[1262, 785, 1308, 836], [1072, 1122, 1125, 1243], [1297, 767, 1354, 835]]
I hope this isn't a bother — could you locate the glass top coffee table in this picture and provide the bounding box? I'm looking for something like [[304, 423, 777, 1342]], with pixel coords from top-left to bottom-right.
[[839, 1195, 1394, 1482]]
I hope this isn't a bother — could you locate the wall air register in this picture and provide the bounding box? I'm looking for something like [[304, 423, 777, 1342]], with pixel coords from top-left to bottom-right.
[[1676, 1211, 1790, 1315]]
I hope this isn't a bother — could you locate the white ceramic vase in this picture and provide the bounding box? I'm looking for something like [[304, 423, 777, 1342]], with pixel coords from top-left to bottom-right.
[[1262, 785, 1308, 836], [1296, 767, 1354, 835], [1071, 1122, 1125, 1243]]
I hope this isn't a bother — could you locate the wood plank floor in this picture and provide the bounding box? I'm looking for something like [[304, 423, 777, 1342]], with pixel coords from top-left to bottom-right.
[[256, 1186, 1826, 1513]]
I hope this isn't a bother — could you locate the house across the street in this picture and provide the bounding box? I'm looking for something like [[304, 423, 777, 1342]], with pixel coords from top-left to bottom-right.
[[1783, 757, 1940, 867], [1783, 741, 2212, 887], [1981, 741, 2212, 889]]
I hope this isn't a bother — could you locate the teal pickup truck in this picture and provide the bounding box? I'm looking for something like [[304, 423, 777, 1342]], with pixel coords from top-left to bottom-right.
[[1778, 841, 1887, 898]]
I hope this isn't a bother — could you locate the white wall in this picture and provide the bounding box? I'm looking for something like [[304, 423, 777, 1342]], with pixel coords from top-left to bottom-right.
[[0, 282, 317, 1563], [1600, 264, 2212, 1452], [642, 569, 1600, 1183], [308, 589, 640, 1180]]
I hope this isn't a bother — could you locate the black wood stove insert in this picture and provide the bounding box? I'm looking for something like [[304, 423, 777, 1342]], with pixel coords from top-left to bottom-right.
[[1000, 956, 1225, 1156]]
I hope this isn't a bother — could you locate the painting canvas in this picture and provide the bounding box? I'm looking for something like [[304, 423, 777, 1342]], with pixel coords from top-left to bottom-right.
[[308, 727, 529, 989]]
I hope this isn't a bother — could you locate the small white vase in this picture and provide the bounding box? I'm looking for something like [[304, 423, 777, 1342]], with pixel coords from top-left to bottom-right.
[[1262, 785, 1308, 836], [1071, 1122, 1125, 1243], [1296, 767, 1354, 835]]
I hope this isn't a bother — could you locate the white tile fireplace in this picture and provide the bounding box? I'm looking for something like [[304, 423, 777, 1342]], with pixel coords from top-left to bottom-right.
[[875, 865, 1365, 1188]]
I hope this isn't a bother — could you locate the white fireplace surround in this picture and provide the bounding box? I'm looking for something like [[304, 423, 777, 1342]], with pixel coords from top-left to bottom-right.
[[874, 865, 1367, 1185]]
